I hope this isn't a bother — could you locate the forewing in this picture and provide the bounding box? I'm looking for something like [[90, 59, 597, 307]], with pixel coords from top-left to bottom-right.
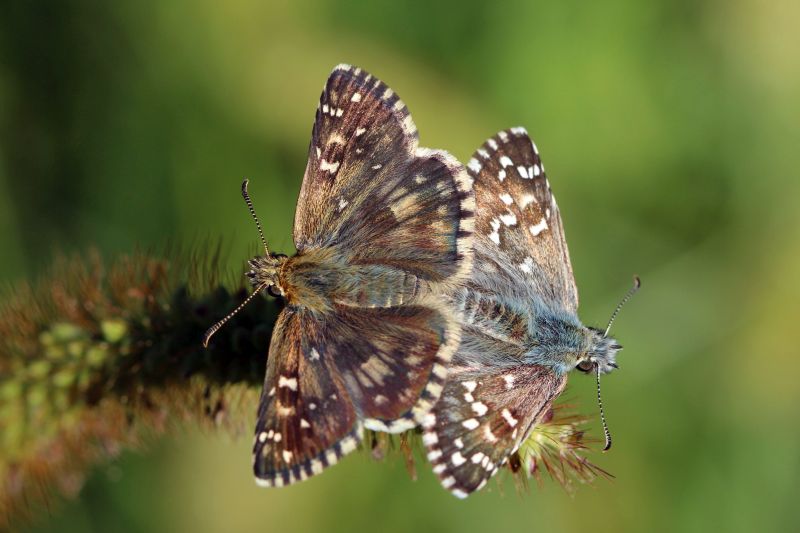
[[467, 127, 578, 311], [324, 296, 459, 433], [422, 339, 566, 498], [253, 308, 362, 487], [293, 64, 474, 286]]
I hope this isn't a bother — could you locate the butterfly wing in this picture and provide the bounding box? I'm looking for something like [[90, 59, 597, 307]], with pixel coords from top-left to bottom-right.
[[253, 308, 361, 487], [293, 64, 474, 289], [254, 296, 460, 485], [467, 127, 578, 311], [422, 329, 566, 498], [326, 296, 458, 433]]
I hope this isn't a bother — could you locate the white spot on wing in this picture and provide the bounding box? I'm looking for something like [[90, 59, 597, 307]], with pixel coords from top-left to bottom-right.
[[498, 169, 506, 182], [499, 156, 513, 168], [340, 436, 358, 454], [529, 218, 548, 236], [503, 374, 515, 389], [320, 159, 340, 173], [462, 418, 479, 430], [463, 381, 477, 393], [282, 450, 293, 462], [278, 376, 298, 391], [451, 452, 467, 466], [499, 193, 513, 205], [519, 257, 534, 274], [502, 409, 518, 427], [499, 212, 517, 226], [488, 218, 501, 244], [520, 194, 536, 208], [517, 165, 530, 179], [468, 158, 482, 173], [355, 127, 366, 136], [423, 433, 438, 446], [351, 92, 362, 102], [471, 402, 488, 416]]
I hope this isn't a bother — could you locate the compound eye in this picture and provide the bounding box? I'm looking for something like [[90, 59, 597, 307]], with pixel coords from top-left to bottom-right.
[[267, 285, 283, 298], [576, 360, 594, 373]]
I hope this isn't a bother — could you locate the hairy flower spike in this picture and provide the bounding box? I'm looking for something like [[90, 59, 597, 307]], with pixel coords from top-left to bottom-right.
[[513, 404, 612, 492], [0, 248, 279, 525]]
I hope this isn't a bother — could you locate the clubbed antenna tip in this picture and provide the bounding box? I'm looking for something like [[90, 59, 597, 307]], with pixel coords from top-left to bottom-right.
[[241, 178, 270, 256], [604, 275, 641, 338]]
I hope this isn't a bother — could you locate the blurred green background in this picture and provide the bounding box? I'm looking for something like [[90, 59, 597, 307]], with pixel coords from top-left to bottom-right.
[[2, 0, 799, 531]]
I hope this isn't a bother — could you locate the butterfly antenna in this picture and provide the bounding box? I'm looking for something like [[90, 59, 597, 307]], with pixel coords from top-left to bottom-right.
[[596, 366, 612, 451], [202, 283, 268, 347], [604, 275, 641, 338], [241, 179, 270, 255]]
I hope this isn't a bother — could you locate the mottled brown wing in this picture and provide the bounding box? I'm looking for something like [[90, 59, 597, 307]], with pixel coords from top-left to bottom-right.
[[253, 308, 361, 487], [422, 329, 567, 498], [467, 127, 578, 311], [254, 296, 460, 486], [293, 64, 474, 288], [324, 295, 459, 433]]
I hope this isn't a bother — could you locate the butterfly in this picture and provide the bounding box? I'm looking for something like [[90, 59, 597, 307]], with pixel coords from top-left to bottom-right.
[[202, 65, 475, 488], [421, 127, 638, 498]]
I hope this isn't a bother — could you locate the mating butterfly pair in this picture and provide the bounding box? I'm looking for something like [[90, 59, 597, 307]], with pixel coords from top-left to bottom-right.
[[203, 65, 634, 497]]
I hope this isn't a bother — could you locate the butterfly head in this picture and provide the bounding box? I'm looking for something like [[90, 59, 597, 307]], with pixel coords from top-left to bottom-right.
[[575, 329, 621, 375], [201, 180, 285, 348], [246, 253, 288, 297], [239, 178, 289, 298]]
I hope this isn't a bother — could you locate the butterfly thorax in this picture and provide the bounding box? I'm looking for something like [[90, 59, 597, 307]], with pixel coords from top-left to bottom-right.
[[523, 312, 621, 376]]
